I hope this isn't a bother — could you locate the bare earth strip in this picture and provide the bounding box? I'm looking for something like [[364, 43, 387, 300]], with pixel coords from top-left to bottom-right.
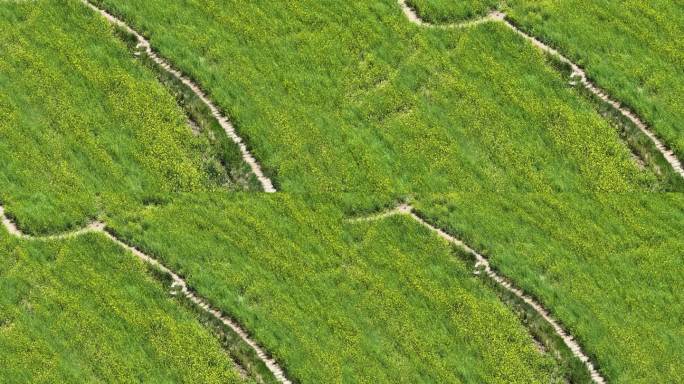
[[350, 203, 606, 384], [80, 0, 277, 193], [0, 205, 292, 384], [397, 0, 504, 28], [397, 0, 684, 179]]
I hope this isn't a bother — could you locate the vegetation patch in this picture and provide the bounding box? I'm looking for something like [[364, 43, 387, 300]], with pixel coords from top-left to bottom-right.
[[0, 0, 253, 234], [107, 193, 562, 383], [89, 0, 660, 193], [505, 0, 684, 161], [406, 0, 499, 23], [2, 1, 682, 383], [415, 193, 684, 383], [0, 230, 246, 383]]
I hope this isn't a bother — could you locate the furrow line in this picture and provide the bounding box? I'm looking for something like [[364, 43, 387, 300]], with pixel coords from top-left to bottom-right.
[[397, 0, 684, 179], [81, 0, 277, 192], [351, 204, 606, 384], [0, 205, 292, 384]]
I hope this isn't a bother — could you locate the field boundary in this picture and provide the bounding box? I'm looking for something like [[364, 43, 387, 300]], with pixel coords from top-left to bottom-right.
[[81, 0, 277, 193], [397, 0, 684, 179], [0, 205, 292, 384], [350, 203, 606, 384], [398, 0, 504, 27]]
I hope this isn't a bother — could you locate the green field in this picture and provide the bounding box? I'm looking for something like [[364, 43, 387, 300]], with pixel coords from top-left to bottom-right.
[[414, 193, 684, 383], [88, 0, 669, 193], [507, 0, 684, 161], [105, 193, 563, 383], [0, 229, 245, 383], [0, 0, 256, 234], [402, 0, 684, 162], [406, 0, 499, 22], [1, 0, 682, 383]]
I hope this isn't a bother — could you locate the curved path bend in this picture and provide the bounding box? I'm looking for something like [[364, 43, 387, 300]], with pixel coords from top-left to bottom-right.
[[0, 205, 292, 384], [398, 0, 684, 179], [351, 203, 606, 384], [81, 0, 277, 192]]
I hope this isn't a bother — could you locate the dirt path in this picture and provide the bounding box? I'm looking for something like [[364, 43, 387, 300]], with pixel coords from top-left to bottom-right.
[[0, 205, 292, 384], [80, 0, 277, 193], [397, 0, 504, 27], [397, 0, 684, 179], [351, 203, 606, 384]]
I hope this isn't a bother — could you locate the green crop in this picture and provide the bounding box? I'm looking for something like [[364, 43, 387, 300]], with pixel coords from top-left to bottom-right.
[[1, 1, 682, 383], [0, 0, 254, 234], [0, 230, 245, 383], [406, 0, 499, 22], [106, 193, 560, 383], [506, 0, 684, 161], [88, 0, 663, 193], [404, 0, 684, 162], [415, 193, 684, 383]]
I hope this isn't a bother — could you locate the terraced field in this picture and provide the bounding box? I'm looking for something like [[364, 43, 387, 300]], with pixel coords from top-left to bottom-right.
[[106, 194, 561, 383], [507, 0, 684, 161], [406, 0, 498, 22], [1, 0, 682, 383]]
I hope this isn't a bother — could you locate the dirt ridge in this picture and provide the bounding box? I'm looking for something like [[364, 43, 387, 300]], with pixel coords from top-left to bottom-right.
[[397, 0, 684, 179], [351, 203, 606, 384], [81, 0, 277, 192], [0, 205, 292, 384], [397, 0, 504, 27]]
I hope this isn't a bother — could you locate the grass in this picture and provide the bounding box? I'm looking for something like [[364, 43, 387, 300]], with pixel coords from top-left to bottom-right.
[[574, 82, 684, 191], [0, 229, 246, 383], [482, 272, 592, 384], [398, 0, 684, 165], [505, 0, 684, 162], [414, 193, 684, 383], [406, 0, 499, 23], [130, 36, 262, 191], [2, 1, 682, 383], [106, 193, 563, 383], [0, 0, 255, 235], [88, 0, 665, 193], [541, 53, 684, 191]]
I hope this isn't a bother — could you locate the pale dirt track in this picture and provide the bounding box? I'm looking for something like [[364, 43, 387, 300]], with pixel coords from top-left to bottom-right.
[[0, 205, 292, 384], [351, 203, 606, 384], [398, 0, 684, 179]]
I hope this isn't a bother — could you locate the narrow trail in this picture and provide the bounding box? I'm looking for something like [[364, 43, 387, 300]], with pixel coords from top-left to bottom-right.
[[350, 204, 606, 384], [0, 205, 292, 384], [397, 0, 505, 27], [398, 0, 684, 179], [80, 0, 277, 193]]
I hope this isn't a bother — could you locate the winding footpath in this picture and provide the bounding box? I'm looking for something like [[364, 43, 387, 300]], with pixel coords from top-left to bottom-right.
[[81, 0, 277, 192], [398, 0, 684, 178], [352, 204, 606, 384], [0, 205, 292, 384]]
